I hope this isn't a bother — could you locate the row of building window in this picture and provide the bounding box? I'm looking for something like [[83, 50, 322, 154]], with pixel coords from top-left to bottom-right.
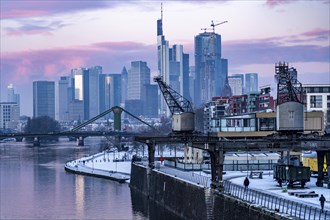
[[305, 87, 330, 93]]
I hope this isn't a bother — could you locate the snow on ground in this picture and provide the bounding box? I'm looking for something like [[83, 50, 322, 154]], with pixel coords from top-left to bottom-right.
[[82, 151, 132, 174], [65, 151, 131, 181], [66, 150, 329, 213], [229, 171, 330, 211]]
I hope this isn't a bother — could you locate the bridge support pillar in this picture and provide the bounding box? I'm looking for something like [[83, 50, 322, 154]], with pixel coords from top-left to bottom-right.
[[210, 145, 224, 191], [146, 141, 155, 169], [145, 141, 155, 199], [77, 137, 84, 146], [113, 107, 123, 131], [33, 137, 40, 146], [316, 150, 325, 187]]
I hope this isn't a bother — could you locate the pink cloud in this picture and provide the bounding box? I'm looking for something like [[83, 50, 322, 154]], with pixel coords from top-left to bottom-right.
[[0, 1, 134, 20], [300, 28, 330, 37], [6, 29, 53, 36], [4, 20, 68, 36], [2, 9, 49, 19], [0, 41, 156, 87], [265, 0, 294, 7]]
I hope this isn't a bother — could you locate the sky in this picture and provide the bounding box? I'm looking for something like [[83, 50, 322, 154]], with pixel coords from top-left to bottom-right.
[[0, 0, 329, 117]]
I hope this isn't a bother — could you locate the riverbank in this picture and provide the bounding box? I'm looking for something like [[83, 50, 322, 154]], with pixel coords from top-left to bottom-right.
[[64, 151, 131, 183]]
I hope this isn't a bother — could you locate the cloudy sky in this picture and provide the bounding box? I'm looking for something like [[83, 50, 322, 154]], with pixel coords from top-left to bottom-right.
[[1, 0, 329, 116]]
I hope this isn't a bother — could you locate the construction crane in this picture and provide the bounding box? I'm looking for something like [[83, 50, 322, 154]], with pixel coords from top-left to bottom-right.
[[154, 76, 195, 132], [201, 27, 212, 32], [210, 20, 228, 32]]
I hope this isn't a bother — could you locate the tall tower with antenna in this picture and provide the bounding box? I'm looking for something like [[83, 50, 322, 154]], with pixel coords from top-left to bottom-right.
[[157, 3, 170, 117]]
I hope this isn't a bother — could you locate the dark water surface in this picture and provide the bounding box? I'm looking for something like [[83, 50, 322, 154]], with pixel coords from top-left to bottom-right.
[[0, 138, 181, 220]]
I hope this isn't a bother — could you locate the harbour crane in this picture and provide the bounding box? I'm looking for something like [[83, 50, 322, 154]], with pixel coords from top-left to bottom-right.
[[154, 76, 195, 132], [154, 76, 201, 163], [211, 20, 228, 32]]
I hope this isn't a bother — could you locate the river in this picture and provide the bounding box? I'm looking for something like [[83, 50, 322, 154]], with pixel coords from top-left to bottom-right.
[[0, 138, 182, 220]]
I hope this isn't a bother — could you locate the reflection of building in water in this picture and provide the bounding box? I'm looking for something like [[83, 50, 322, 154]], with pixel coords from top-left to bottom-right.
[[75, 175, 85, 219]]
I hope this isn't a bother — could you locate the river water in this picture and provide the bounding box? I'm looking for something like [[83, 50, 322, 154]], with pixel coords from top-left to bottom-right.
[[0, 138, 182, 220]]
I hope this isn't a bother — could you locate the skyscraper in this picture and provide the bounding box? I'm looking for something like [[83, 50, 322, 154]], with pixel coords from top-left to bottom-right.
[[245, 73, 259, 94], [157, 7, 190, 116], [228, 74, 244, 96], [182, 53, 191, 102], [169, 45, 182, 94], [84, 66, 101, 120], [71, 68, 87, 101], [109, 74, 122, 108], [7, 84, 20, 105], [127, 61, 150, 101], [121, 67, 128, 105], [126, 61, 150, 117], [71, 66, 101, 120], [194, 31, 229, 106], [58, 76, 70, 121], [99, 74, 109, 114], [157, 5, 170, 116], [144, 84, 158, 118], [33, 81, 55, 119]]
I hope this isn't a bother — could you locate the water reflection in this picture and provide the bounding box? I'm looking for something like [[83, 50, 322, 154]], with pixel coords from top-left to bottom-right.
[[0, 140, 142, 219], [0, 139, 181, 220], [75, 175, 85, 219]]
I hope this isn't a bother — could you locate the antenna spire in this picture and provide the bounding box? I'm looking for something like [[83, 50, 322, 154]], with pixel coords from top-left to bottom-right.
[[161, 3, 163, 20]]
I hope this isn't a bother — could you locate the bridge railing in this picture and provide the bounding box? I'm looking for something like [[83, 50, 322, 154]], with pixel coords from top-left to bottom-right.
[[223, 180, 329, 220]]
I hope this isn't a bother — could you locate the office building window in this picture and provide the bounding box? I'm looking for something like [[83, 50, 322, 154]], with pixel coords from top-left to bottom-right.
[[310, 95, 322, 108]]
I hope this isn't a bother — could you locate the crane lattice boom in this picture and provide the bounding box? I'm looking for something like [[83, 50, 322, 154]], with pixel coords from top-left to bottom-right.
[[154, 76, 193, 115]]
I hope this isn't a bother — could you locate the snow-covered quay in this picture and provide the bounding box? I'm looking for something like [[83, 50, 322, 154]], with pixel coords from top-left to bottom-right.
[[65, 150, 330, 219], [64, 151, 131, 183]]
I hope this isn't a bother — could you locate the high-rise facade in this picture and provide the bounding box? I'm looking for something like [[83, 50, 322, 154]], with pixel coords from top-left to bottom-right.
[[144, 84, 158, 118], [169, 45, 182, 94], [71, 68, 86, 101], [7, 84, 20, 105], [156, 7, 190, 116], [84, 66, 101, 120], [6, 84, 20, 119], [183, 53, 191, 102], [99, 74, 108, 114], [0, 102, 20, 130], [228, 74, 244, 96], [194, 31, 229, 107], [99, 73, 122, 114], [127, 61, 150, 101], [157, 8, 170, 116], [71, 66, 101, 120], [127, 61, 151, 117], [189, 66, 195, 103], [121, 67, 128, 105], [33, 81, 55, 119], [245, 73, 258, 94], [58, 76, 70, 121]]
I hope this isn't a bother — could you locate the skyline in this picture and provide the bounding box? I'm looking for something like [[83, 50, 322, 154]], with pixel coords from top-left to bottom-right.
[[1, 0, 329, 116]]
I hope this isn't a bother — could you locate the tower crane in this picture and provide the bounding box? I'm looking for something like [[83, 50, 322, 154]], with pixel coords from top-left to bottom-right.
[[201, 27, 212, 32], [154, 76, 195, 132], [211, 20, 228, 32]]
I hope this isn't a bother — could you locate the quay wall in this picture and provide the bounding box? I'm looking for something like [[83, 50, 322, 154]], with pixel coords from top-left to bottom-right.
[[129, 163, 289, 220]]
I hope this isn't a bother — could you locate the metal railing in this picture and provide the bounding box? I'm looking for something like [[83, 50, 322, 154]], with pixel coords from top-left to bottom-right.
[[223, 180, 329, 220]]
